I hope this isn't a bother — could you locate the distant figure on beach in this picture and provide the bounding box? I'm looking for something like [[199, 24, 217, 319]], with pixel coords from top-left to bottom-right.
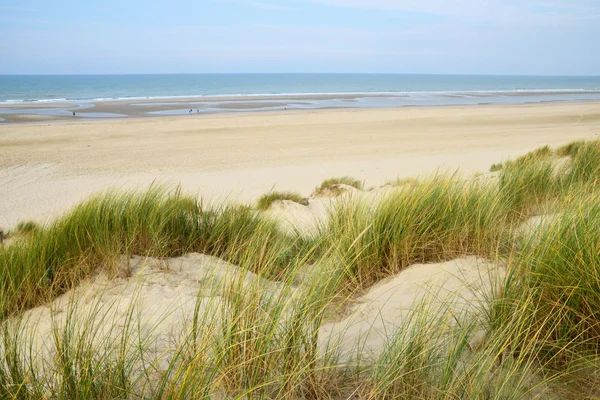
[[72, 111, 75, 116], [197, 109, 199, 113], [189, 109, 192, 113]]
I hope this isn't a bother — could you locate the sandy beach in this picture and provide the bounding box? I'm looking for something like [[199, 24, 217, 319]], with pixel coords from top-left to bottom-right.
[[1, 102, 599, 228], [4, 0, 600, 394]]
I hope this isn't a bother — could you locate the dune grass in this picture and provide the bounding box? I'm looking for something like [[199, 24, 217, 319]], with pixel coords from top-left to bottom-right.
[[489, 162, 503, 172], [3, 139, 600, 398], [313, 176, 363, 197], [0, 187, 310, 318], [502, 196, 600, 359], [15, 220, 41, 235], [320, 176, 515, 288], [256, 191, 309, 210], [556, 139, 586, 158], [0, 263, 558, 400], [498, 158, 556, 216]]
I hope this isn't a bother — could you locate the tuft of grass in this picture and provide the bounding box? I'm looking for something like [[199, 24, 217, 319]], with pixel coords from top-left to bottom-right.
[[489, 162, 503, 172], [0, 187, 307, 318], [495, 139, 600, 217], [256, 191, 309, 210], [561, 139, 600, 188], [509, 197, 600, 358], [15, 220, 41, 235], [514, 145, 553, 165], [313, 176, 363, 197], [556, 140, 586, 158], [498, 158, 556, 216], [320, 176, 514, 287], [499, 145, 554, 176]]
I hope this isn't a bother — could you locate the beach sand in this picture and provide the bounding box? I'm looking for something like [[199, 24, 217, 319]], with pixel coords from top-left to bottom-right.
[[1, 102, 599, 228]]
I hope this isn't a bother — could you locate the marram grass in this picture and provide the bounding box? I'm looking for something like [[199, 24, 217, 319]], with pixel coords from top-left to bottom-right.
[[256, 191, 309, 210], [0, 186, 308, 317], [0, 268, 560, 399], [320, 176, 515, 287], [313, 176, 363, 197], [2, 139, 600, 398]]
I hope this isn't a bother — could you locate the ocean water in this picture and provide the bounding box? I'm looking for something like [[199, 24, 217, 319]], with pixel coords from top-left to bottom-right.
[[2, 74, 600, 103]]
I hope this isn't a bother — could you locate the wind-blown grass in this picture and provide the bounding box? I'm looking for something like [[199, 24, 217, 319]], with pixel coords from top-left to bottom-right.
[[3, 139, 600, 398], [561, 139, 600, 187], [0, 270, 562, 399], [256, 191, 309, 210], [15, 220, 41, 235], [498, 158, 556, 216], [313, 176, 363, 197], [0, 187, 307, 317], [556, 140, 586, 158], [505, 197, 600, 358], [320, 176, 514, 288], [489, 162, 503, 172]]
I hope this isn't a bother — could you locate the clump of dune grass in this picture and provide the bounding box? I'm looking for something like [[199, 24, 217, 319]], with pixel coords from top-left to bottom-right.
[[556, 139, 585, 158], [313, 176, 363, 197], [560, 139, 600, 188], [496, 145, 554, 179], [489, 162, 503, 172], [507, 197, 600, 358], [0, 186, 309, 317], [495, 139, 600, 217], [498, 158, 556, 216], [360, 294, 565, 399], [256, 191, 309, 210], [511, 145, 553, 166], [15, 220, 41, 235], [320, 176, 515, 287]]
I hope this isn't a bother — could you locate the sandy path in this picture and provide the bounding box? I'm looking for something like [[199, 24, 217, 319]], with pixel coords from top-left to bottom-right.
[[1, 102, 599, 227]]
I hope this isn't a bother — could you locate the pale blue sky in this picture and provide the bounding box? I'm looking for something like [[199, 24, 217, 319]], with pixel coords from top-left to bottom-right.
[[1, 0, 599, 75]]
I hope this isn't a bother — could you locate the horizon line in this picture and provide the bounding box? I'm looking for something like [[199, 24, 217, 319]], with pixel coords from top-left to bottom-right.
[[2, 72, 600, 78]]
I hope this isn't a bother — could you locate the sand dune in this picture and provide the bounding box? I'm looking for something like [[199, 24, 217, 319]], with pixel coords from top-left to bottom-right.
[[7, 252, 502, 386], [319, 257, 504, 362]]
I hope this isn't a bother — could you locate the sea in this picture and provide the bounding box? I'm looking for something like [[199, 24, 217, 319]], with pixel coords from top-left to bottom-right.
[[1, 74, 600, 120]]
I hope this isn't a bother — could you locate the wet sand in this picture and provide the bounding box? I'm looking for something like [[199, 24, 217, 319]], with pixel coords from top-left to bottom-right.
[[0, 94, 382, 123], [2, 90, 600, 124]]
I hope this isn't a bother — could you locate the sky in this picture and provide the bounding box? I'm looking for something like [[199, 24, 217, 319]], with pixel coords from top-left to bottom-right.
[[1, 0, 599, 75]]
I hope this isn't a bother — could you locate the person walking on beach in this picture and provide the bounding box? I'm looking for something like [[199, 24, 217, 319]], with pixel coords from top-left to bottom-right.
[[72, 111, 75, 116]]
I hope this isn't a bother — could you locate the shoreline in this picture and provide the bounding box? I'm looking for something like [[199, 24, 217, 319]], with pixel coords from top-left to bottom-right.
[[2, 91, 600, 124], [1, 99, 598, 127]]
